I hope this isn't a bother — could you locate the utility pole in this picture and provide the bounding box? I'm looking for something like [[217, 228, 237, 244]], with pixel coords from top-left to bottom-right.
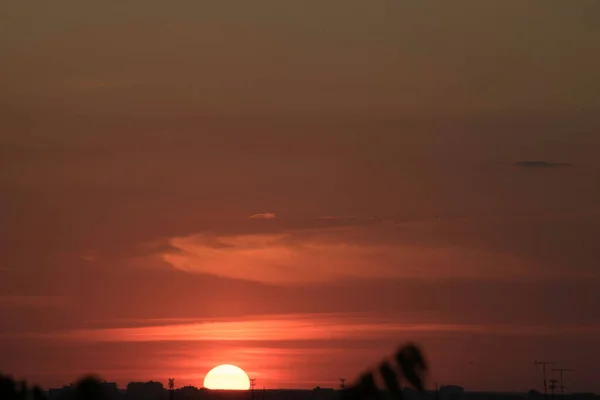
[[534, 360, 554, 399], [250, 378, 257, 400], [552, 368, 575, 396], [549, 379, 557, 400]]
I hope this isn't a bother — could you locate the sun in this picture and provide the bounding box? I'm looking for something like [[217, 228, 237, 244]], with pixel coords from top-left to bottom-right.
[[203, 364, 251, 390]]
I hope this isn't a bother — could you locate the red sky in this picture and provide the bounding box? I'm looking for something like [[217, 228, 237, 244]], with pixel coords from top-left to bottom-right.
[[1, 0, 600, 393]]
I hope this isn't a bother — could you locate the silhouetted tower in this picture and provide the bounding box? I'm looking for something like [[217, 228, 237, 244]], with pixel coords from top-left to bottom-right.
[[552, 368, 575, 396], [339, 378, 346, 389], [535, 360, 554, 399], [250, 378, 257, 400], [549, 379, 558, 400], [168, 378, 175, 400]]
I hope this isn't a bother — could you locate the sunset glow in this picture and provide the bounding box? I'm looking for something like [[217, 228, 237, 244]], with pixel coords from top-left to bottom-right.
[[2, 0, 600, 394]]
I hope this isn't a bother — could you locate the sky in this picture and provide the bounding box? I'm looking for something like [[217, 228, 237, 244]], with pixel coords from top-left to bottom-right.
[[1, 0, 600, 393]]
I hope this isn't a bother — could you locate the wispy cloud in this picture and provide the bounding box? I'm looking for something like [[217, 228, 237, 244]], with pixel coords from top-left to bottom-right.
[[513, 161, 573, 168], [316, 216, 356, 221], [39, 312, 600, 343], [248, 213, 276, 219], [81, 251, 98, 262], [73, 81, 124, 90], [159, 227, 545, 284], [0, 295, 69, 308]]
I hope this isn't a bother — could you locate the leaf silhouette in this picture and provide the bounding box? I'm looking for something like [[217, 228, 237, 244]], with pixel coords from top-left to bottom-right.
[[379, 362, 403, 400], [341, 342, 428, 400], [395, 343, 428, 391], [357, 373, 380, 400], [341, 373, 380, 400]]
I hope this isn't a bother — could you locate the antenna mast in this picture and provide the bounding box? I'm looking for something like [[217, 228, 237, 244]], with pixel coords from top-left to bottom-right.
[[535, 360, 555, 399], [549, 379, 557, 400], [250, 378, 257, 400], [552, 368, 575, 396]]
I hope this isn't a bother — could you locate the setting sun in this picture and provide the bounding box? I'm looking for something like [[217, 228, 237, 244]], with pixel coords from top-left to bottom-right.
[[203, 364, 251, 390]]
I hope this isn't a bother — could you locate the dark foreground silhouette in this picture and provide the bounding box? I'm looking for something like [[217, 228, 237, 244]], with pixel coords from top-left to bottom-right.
[[0, 373, 47, 399], [340, 343, 428, 400], [0, 343, 429, 400], [1, 373, 116, 400]]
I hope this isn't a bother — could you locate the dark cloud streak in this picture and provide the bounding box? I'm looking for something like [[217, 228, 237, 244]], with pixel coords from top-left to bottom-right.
[[513, 161, 573, 168]]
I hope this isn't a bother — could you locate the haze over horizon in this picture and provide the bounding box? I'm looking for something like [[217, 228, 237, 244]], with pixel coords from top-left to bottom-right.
[[1, 0, 600, 393]]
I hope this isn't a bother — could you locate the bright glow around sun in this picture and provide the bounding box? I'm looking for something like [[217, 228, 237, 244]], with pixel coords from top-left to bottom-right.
[[203, 364, 251, 390]]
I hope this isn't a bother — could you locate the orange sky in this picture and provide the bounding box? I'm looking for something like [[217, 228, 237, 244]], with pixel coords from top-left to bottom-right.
[[1, 0, 600, 393]]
